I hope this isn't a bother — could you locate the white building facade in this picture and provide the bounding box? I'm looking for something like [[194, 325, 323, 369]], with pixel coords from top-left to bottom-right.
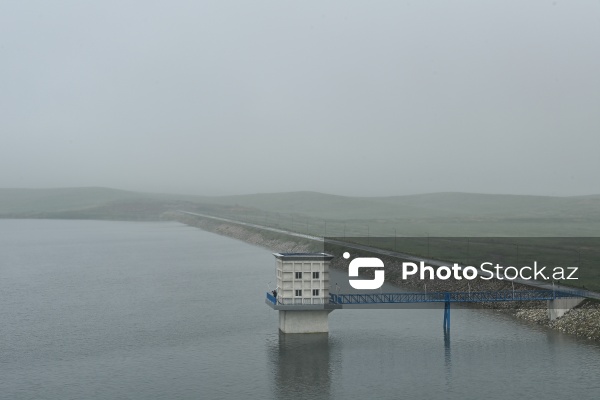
[[274, 252, 332, 305]]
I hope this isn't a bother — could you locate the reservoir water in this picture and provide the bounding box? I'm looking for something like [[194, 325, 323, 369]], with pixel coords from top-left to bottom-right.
[[1, 219, 599, 399]]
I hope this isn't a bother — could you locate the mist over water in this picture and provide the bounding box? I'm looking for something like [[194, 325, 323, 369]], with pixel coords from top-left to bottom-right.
[[1, 219, 599, 399]]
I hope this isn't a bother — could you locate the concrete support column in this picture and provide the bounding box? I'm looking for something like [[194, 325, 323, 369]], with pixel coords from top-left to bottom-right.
[[547, 298, 584, 321], [279, 310, 331, 333]]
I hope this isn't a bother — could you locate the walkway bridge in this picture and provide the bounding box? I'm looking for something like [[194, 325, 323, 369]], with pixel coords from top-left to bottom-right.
[[266, 288, 585, 332]]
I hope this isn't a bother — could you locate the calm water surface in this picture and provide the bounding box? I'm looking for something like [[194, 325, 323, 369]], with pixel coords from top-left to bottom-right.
[[1, 219, 599, 399]]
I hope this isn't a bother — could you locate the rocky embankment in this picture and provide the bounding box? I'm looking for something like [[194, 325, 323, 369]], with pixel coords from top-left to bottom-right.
[[166, 211, 314, 253], [515, 302, 600, 340], [169, 212, 600, 341]]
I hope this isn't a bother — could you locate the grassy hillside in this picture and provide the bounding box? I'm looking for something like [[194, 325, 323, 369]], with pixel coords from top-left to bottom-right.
[[185, 191, 600, 236], [0, 187, 148, 215], [195, 191, 600, 220], [0, 187, 203, 220], [1, 187, 599, 235]]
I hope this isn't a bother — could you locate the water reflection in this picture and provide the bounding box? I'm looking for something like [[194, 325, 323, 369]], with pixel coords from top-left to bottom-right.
[[443, 328, 453, 392], [269, 333, 331, 400], [444, 329, 451, 367]]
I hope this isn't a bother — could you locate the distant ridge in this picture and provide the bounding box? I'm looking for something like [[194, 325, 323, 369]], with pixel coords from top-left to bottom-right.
[[191, 190, 600, 220], [0, 187, 147, 215], [1, 188, 599, 228]]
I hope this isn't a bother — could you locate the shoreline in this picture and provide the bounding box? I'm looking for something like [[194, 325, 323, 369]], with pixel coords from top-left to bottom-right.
[[168, 211, 600, 342]]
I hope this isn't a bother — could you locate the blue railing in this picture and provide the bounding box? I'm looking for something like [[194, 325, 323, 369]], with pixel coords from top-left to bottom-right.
[[267, 289, 585, 333], [329, 288, 584, 305], [267, 288, 584, 306], [265, 292, 327, 305]]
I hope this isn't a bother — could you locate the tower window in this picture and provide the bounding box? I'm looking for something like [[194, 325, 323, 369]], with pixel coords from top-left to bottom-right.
[[312, 272, 320, 279], [295, 289, 302, 297], [295, 272, 302, 279], [312, 289, 320, 296]]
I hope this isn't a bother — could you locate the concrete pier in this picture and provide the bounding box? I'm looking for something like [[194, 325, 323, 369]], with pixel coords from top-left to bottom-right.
[[548, 297, 584, 321], [279, 310, 332, 333]]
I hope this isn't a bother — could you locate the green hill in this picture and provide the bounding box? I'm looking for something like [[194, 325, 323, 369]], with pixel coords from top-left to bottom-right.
[[1, 187, 599, 235], [0, 187, 146, 215], [186, 191, 600, 236]]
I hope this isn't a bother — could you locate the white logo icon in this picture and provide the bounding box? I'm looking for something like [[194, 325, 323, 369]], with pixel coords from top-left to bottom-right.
[[345, 252, 385, 290]]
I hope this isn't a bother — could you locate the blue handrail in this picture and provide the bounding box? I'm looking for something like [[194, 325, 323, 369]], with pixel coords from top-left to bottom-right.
[[266, 292, 276, 304], [329, 289, 583, 305]]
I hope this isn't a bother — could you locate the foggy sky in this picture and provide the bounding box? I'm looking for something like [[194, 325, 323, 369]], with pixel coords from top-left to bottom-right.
[[1, 1, 599, 197]]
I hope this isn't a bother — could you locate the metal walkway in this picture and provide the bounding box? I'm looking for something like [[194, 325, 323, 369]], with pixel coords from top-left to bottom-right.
[[267, 288, 585, 332], [329, 289, 583, 305]]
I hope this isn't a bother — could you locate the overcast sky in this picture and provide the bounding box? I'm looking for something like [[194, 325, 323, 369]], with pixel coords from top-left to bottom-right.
[[1, 1, 599, 197]]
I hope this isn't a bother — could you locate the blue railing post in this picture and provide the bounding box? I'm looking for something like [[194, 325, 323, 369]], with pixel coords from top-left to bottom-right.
[[443, 293, 451, 333]]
